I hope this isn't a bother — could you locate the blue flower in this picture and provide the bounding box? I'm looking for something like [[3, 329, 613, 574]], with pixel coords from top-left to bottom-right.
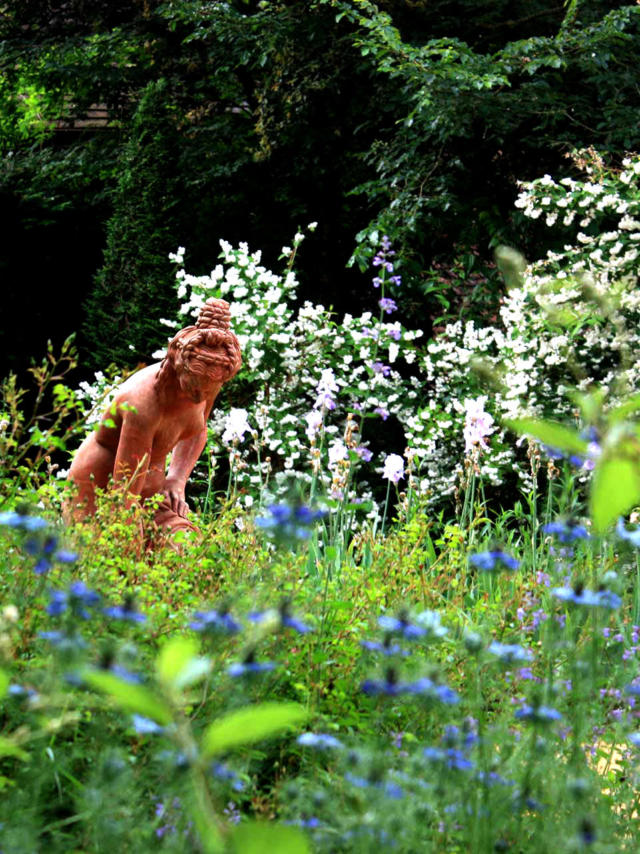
[[190, 609, 241, 634], [0, 510, 48, 531], [211, 762, 246, 791], [47, 582, 100, 619], [54, 549, 79, 563], [514, 704, 562, 724], [103, 597, 146, 623], [616, 518, 640, 547], [297, 732, 344, 749], [255, 503, 326, 542], [488, 642, 534, 664], [378, 612, 425, 639], [38, 630, 87, 652], [360, 639, 410, 656], [361, 673, 459, 703], [423, 747, 474, 771], [543, 521, 590, 543], [552, 586, 621, 609], [469, 550, 520, 572], [249, 602, 312, 634], [344, 772, 403, 799], [132, 715, 165, 735], [227, 659, 275, 677]]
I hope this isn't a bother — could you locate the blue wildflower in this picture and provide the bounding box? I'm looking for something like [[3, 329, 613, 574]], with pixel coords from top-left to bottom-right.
[[360, 639, 410, 656], [38, 630, 87, 652], [190, 609, 241, 634], [515, 704, 562, 724], [552, 586, 621, 609], [54, 549, 79, 563], [543, 521, 590, 543], [297, 732, 343, 749], [0, 510, 48, 531], [249, 602, 312, 634], [103, 596, 146, 623], [132, 715, 165, 735], [470, 550, 520, 572], [361, 672, 458, 703], [628, 732, 640, 747], [344, 772, 403, 799], [616, 518, 640, 547], [377, 612, 425, 639], [211, 763, 246, 792], [47, 582, 100, 619], [227, 658, 275, 677], [488, 642, 534, 664], [255, 503, 326, 542], [423, 747, 474, 771]]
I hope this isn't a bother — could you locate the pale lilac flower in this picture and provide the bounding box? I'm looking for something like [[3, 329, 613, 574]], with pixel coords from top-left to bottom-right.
[[374, 406, 390, 420], [305, 409, 323, 442], [222, 408, 252, 444], [314, 368, 339, 411], [382, 454, 405, 483], [462, 397, 495, 455], [372, 362, 391, 376], [379, 298, 398, 314], [328, 439, 349, 467]]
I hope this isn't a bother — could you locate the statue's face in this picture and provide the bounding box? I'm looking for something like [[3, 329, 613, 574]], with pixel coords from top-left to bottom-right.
[[177, 367, 216, 404]]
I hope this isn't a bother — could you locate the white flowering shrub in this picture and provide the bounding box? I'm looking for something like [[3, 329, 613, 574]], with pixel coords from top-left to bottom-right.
[[162, 229, 424, 511], [410, 151, 640, 501]]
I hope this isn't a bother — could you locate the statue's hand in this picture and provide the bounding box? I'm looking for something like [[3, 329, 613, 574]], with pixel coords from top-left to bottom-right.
[[162, 478, 189, 518]]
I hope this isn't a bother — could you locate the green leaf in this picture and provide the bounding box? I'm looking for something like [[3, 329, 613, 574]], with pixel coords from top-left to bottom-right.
[[202, 702, 306, 758], [0, 669, 9, 700], [590, 456, 640, 532], [606, 393, 640, 425], [505, 419, 588, 456], [230, 822, 310, 854], [0, 736, 28, 761], [156, 636, 209, 690], [83, 669, 172, 725]]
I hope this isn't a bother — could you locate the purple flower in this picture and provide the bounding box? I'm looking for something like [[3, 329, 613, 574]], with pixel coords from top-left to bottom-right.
[[378, 298, 398, 315], [372, 361, 391, 376], [374, 406, 390, 420], [355, 447, 373, 462]]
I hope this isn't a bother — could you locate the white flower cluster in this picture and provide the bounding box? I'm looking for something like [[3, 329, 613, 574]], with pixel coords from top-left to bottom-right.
[[167, 231, 424, 512], [409, 152, 640, 502]]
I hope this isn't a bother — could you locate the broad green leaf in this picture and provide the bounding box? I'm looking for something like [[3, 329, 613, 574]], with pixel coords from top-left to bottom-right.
[[230, 821, 310, 854], [606, 393, 640, 425], [0, 736, 28, 761], [0, 669, 9, 700], [83, 669, 172, 725], [506, 419, 588, 456], [156, 637, 209, 690], [590, 456, 640, 532], [202, 702, 306, 758]]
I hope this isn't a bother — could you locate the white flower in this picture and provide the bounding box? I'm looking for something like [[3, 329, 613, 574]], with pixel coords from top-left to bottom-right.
[[222, 408, 252, 444], [382, 454, 405, 483], [328, 439, 348, 467], [314, 368, 339, 410], [462, 397, 495, 455]]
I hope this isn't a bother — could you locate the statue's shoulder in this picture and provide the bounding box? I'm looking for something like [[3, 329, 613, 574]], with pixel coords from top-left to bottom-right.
[[112, 365, 162, 419]]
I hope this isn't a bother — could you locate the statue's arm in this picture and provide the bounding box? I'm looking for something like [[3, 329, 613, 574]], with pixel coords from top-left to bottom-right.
[[113, 412, 154, 505], [164, 427, 208, 517]]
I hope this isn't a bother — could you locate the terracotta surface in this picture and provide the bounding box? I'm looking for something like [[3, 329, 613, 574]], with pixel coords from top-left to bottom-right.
[[66, 299, 241, 537]]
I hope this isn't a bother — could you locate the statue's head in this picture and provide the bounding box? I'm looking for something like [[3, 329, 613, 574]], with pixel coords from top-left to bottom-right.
[[159, 299, 242, 402]]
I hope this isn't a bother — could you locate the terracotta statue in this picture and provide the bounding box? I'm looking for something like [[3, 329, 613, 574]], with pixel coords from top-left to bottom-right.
[[66, 299, 241, 537]]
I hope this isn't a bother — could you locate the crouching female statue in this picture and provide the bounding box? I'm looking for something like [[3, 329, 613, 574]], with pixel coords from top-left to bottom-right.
[[65, 298, 242, 537]]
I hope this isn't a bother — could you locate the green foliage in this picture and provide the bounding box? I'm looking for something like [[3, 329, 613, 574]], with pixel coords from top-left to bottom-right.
[[83, 79, 182, 367]]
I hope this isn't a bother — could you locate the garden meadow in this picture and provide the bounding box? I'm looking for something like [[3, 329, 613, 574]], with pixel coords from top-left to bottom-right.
[[4, 152, 640, 851]]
